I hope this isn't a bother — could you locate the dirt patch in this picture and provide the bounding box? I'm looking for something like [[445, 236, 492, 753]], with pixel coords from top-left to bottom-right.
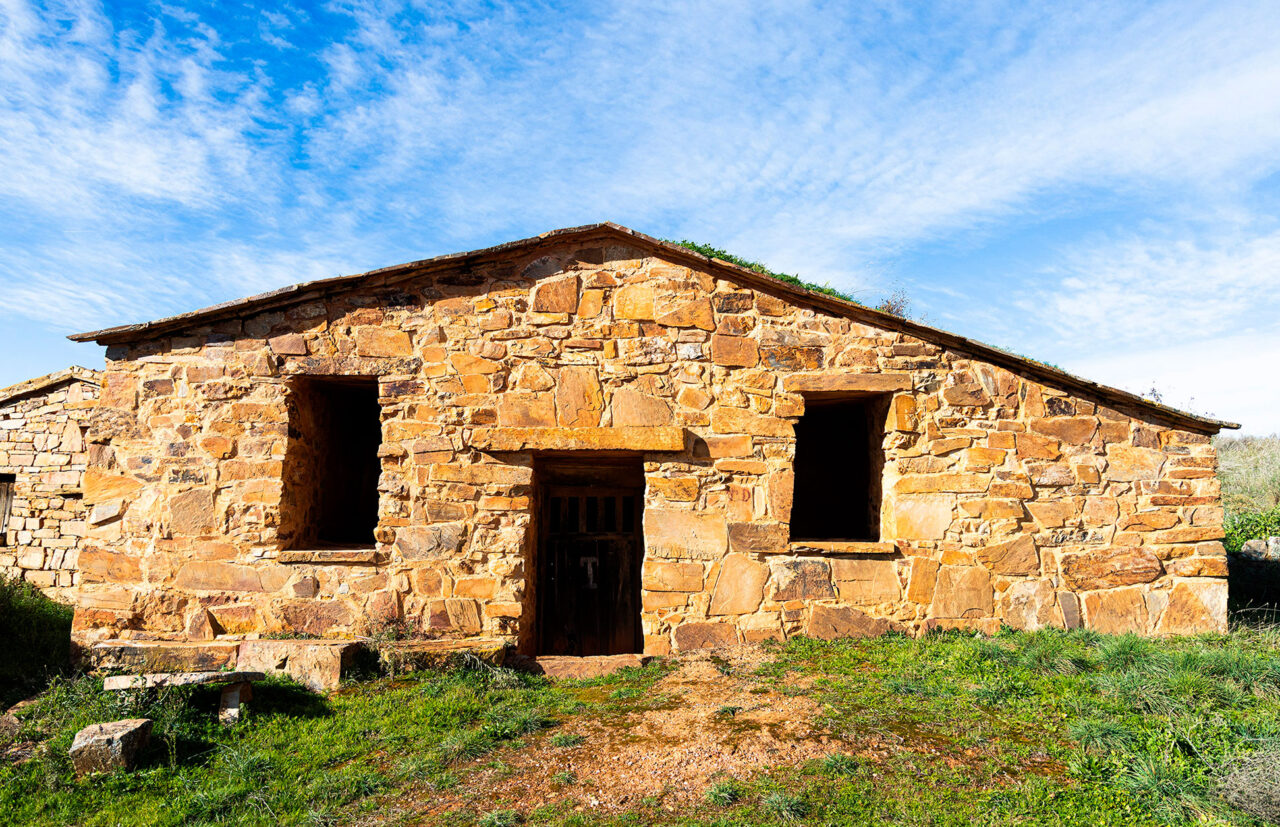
[[408, 648, 847, 818]]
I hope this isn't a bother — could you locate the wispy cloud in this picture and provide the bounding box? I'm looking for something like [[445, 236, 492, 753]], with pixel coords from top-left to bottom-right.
[[0, 0, 1278, 429]]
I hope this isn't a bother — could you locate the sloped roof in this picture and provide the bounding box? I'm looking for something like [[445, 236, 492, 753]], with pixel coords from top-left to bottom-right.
[[68, 223, 1237, 433], [0, 366, 100, 406]]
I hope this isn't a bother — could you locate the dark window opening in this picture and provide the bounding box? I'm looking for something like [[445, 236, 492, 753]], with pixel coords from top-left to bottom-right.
[[0, 474, 14, 547], [789, 396, 889, 541], [281, 377, 381, 548]]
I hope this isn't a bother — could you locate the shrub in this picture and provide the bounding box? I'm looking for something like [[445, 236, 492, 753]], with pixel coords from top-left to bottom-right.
[[0, 577, 73, 706]]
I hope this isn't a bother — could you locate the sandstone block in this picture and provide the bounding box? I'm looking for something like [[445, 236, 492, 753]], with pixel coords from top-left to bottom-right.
[[1030, 417, 1097, 445], [929, 566, 993, 619], [175, 562, 264, 592], [648, 477, 699, 501], [711, 406, 792, 437], [169, 488, 217, 536], [906, 557, 940, 604], [727, 522, 788, 554], [644, 510, 728, 560], [771, 559, 835, 601], [1083, 587, 1149, 634], [279, 601, 355, 636], [1000, 579, 1057, 631], [710, 335, 759, 367], [655, 296, 714, 330], [1060, 547, 1162, 591], [497, 394, 556, 427], [975, 534, 1039, 576], [611, 387, 673, 426], [831, 558, 901, 605], [673, 621, 739, 651], [554, 366, 603, 427], [70, 719, 152, 777], [892, 495, 954, 540], [614, 283, 655, 320], [642, 560, 704, 592], [530, 274, 580, 313], [355, 328, 412, 357], [760, 345, 824, 371], [894, 474, 987, 494], [1105, 445, 1165, 482], [1155, 580, 1227, 634], [807, 605, 900, 640], [709, 554, 768, 615], [396, 523, 465, 560], [1026, 500, 1073, 529]]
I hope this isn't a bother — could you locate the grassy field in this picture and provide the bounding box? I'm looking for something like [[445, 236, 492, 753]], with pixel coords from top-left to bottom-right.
[[4, 628, 1280, 826]]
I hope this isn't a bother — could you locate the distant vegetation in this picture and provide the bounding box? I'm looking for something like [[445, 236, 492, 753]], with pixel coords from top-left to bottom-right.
[[1217, 435, 1280, 553], [0, 577, 72, 708]]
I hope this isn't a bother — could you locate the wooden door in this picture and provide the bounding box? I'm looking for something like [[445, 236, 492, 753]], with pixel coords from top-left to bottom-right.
[[537, 484, 643, 656]]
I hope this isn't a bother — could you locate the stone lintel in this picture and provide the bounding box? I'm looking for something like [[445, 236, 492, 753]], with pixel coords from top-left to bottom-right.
[[788, 540, 898, 555], [470, 426, 685, 452], [782, 373, 912, 394], [278, 548, 383, 565]]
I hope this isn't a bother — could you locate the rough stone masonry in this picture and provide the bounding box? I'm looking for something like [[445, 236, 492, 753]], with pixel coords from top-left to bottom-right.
[[65, 224, 1236, 655], [0, 367, 99, 602]]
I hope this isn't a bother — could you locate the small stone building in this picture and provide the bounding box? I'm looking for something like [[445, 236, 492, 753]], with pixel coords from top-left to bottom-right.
[[67, 224, 1236, 655], [0, 366, 100, 602]]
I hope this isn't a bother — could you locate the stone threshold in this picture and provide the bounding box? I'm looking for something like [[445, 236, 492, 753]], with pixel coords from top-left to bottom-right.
[[788, 540, 897, 555]]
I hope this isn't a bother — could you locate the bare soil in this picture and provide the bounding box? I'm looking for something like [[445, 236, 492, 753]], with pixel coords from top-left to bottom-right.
[[406, 647, 847, 819]]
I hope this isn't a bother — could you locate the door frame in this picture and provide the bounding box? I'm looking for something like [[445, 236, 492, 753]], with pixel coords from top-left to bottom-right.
[[532, 455, 646, 657]]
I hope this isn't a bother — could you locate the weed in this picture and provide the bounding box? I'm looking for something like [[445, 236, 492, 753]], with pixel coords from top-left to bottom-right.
[[763, 791, 810, 821], [821, 754, 859, 776], [704, 778, 743, 806], [549, 732, 585, 748], [715, 705, 744, 717], [551, 770, 576, 785], [478, 809, 521, 827]]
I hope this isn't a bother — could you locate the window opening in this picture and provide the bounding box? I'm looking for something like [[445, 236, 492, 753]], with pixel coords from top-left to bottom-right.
[[282, 377, 381, 548], [789, 396, 888, 541], [0, 474, 13, 547]]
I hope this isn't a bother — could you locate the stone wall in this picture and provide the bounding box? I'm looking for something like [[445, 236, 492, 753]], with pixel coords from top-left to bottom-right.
[[73, 236, 1228, 649], [0, 370, 100, 602]]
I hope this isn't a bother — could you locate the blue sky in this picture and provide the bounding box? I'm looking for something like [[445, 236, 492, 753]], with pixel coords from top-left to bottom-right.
[[2, 1, 1278, 433]]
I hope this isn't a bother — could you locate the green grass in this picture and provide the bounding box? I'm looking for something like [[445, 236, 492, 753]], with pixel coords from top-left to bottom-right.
[[0, 576, 73, 707], [665, 239, 863, 305], [6, 630, 1280, 825]]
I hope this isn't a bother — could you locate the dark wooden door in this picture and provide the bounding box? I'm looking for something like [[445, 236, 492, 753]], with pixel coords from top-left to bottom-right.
[[537, 485, 643, 656]]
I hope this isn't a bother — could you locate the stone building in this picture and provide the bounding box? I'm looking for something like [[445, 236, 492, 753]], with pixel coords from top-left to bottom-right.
[[67, 224, 1237, 656], [0, 366, 100, 602]]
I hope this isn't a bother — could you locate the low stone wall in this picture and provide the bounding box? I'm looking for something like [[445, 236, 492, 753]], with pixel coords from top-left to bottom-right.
[[0, 369, 99, 602]]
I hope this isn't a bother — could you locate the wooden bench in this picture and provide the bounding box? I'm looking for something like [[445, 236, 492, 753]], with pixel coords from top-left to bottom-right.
[[103, 671, 266, 725]]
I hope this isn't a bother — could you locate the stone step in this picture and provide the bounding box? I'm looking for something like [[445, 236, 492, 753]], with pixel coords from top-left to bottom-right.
[[236, 639, 363, 692], [375, 638, 511, 673], [103, 671, 266, 691], [530, 654, 652, 680], [88, 640, 240, 673]]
